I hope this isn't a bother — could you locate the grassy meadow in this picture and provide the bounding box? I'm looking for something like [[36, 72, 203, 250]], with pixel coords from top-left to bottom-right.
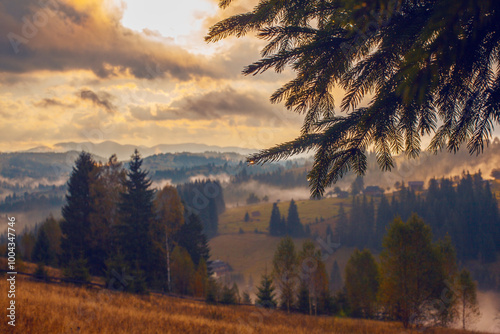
[[218, 196, 351, 235], [0, 276, 489, 334]]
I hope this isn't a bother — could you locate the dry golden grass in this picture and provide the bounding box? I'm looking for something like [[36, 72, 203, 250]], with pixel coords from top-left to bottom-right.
[[0, 277, 488, 334]]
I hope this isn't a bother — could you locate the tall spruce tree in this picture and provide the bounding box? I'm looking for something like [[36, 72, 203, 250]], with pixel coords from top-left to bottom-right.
[[286, 199, 304, 237], [60, 152, 96, 267], [116, 150, 155, 284], [269, 203, 282, 236]]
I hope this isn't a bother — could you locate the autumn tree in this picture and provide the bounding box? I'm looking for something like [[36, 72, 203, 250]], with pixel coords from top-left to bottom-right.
[[88, 154, 126, 275], [379, 214, 454, 328], [273, 236, 298, 312], [311, 258, 330, 315], [19, 231, 36, 263], [154, 185, 185, 291], [435, 234, 459, 327], [193, 258, 208, 298], [171, 246, 195, 295], [297, 240, 317, 314], [456, 269, 480, 330], [345, 249, 379, 318]]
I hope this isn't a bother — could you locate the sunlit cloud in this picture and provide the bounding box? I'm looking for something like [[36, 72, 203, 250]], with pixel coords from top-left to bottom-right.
[[0, 0, 318, 152]]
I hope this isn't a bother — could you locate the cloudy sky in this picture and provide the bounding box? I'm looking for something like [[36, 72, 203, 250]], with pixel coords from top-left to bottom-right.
[[0, 0, 306, 152]]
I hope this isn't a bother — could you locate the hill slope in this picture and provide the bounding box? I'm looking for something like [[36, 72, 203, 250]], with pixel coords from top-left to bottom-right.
[[0, 277, 487, 334]]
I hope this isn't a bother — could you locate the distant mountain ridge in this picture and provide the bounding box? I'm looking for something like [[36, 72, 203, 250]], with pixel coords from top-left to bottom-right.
[[21, 141, 258, 160]]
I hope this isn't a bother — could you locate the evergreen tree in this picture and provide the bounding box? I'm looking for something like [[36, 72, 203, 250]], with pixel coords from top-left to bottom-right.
[[351, 176, 364, 196], [255, 271, 277, 309], [269, 203, 282, 236], [280, 216, 287, 236], [325, 224, 334, 241], [116, 150, 155, 285], [242, 291, 252, 304], [31, 228, 55, 266], [329, 260, 342, 294], [220, 284, 238, 305], [335, 203, 348, 245], [63, 256, 90, 284], [244, 211, 250, 222], [286, 199, 304, 237], [231, 282, 240, 304], [176, 213, 210, 267], [366, 198, 376, 248], [375, 195, 392, 251], [205, 278, 220, 304], [176, 180, 225, 238], [297, 280, 310, 314], [304, 224, 311, 237], [60, 152, 96, 266], [348, 196, 362, 247], [358, 195, 371, 248]]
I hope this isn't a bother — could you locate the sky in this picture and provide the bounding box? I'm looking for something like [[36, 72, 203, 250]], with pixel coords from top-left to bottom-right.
[[0, 0, 304, 152], [1, 0, 498, 153]]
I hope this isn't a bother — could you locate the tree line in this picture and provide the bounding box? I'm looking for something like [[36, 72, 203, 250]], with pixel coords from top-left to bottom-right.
[[15, 151, 212, 296], [334, 172, 500, 263], [256, 214, 480, 330]]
